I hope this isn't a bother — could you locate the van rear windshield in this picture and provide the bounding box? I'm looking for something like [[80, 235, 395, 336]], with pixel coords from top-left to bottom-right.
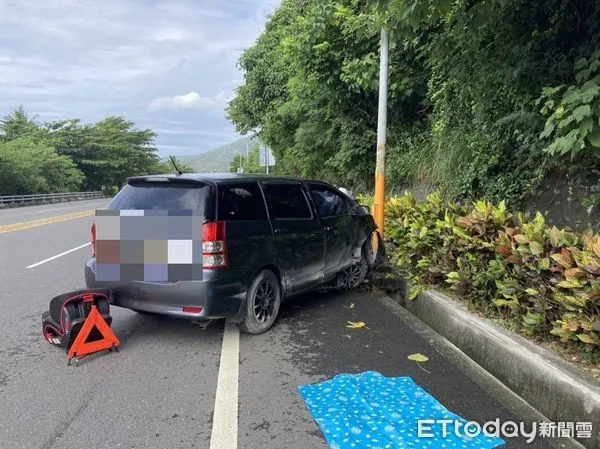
[[108, 181, 214, 218]]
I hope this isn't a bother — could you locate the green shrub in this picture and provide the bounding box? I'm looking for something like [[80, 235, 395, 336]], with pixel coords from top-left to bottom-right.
[[380, 191, 600, 359]]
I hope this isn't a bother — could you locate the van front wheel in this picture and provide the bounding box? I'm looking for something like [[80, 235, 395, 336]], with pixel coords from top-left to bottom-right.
[[238, 269, 282, 335]]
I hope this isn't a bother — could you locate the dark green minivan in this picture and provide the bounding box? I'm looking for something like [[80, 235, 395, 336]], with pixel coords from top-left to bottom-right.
[[85, 173, 384, 334]]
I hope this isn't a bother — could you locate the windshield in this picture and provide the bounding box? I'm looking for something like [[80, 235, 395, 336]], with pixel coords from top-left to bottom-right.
[[108, 181, 214, 219]]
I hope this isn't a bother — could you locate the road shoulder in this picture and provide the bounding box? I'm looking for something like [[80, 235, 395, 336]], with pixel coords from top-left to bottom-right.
[[385, 281, 600, 449], [238, 288, 576, 449]]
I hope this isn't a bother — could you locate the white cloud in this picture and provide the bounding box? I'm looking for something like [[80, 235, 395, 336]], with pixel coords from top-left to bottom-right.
[[151, 26, 192, 42], [149, 91, 234, 111], [0, 0, 280, 156]]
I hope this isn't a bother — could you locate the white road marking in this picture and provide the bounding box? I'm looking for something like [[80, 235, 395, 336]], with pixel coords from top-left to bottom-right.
[[209, 322, 240, 449], [26, 243, 91, 268]]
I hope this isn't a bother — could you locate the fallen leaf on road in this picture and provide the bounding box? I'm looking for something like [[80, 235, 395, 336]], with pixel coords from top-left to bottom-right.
[[408, 353, 431, 373], [346, 321, 367, 329], [408, 353, 429, 362], [344, 303, 355, 309], [343, 335, 352, 339]]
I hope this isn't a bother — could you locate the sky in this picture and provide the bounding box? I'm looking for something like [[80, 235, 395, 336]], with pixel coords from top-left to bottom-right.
[[0, 0, 280, 157]]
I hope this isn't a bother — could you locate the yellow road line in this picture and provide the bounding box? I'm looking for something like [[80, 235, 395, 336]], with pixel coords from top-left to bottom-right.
[[0, 210, 94, 234]]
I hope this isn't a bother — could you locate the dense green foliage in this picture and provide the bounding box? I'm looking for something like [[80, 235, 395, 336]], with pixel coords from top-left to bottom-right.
[[0, 106, 176, 195], [0, 136, 84, 195], [538, 50, 600, 159], [373, 192, 600, 359], [228, 0, 600, 206]]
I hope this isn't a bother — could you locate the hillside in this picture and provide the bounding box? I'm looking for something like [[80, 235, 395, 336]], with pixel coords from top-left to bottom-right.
[[178, 136, 262, 173]]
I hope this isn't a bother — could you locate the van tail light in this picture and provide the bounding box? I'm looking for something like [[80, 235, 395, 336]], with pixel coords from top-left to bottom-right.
[[91, 221, 96, 256], [202, 222, 227, 269], [183, 307, 203, 314]]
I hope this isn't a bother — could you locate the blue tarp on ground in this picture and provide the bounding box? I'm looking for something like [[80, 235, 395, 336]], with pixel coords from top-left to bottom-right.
[[298, 371, 505, 449]]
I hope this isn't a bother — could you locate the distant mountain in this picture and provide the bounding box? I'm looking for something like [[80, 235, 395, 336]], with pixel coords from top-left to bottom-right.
[[178, 136, 262, 173]]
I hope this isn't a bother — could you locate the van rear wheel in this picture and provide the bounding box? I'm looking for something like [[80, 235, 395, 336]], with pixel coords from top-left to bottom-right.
[[238, 269, 282, 335]]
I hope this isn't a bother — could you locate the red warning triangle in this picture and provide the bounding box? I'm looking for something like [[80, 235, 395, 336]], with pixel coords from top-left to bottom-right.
[[68, 305, 120, 360]]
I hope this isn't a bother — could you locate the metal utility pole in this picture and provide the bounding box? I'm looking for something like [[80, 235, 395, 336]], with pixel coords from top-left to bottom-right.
[[265, 147, 270, 174], [373, 26, 388, 240]]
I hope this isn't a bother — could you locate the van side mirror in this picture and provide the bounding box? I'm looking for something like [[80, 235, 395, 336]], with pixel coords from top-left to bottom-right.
[[352, 204, 370, 215]]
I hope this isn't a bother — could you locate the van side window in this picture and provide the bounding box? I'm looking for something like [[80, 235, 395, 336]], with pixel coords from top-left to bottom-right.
[[262, 182, 312, 219], [217, 183, 268, 221], [308, 184, 349, 218]]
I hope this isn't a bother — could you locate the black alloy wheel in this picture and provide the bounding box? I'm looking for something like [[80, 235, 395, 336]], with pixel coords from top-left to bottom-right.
[[342, 257, 368, 289], [253, 279, 277, 322], [238, 269, 282, 335]]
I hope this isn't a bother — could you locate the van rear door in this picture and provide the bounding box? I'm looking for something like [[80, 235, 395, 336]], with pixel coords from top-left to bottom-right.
[[93, 177, 215, 283], [259, 180, 325, 293], [215, 181, 273, 278]]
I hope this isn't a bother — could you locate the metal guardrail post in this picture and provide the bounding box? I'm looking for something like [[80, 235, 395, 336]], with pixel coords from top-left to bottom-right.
[[0, 191, 105, 208]]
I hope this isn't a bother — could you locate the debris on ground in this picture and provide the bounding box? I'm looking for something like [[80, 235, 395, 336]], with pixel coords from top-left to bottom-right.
[[408, 353, 431, 373], [346, 321, 368, 329]]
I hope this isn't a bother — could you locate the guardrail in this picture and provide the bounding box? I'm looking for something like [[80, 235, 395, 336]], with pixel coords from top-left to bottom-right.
[[0, 191, 105, 208]]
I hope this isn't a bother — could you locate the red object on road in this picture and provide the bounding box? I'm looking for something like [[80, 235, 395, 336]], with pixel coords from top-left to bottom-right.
[[67, 303, 120, 364], [42, 289, 120, 365]]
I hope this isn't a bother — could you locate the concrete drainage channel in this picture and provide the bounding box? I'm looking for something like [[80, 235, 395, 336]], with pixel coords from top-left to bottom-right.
[[375, 273, 600, 449]]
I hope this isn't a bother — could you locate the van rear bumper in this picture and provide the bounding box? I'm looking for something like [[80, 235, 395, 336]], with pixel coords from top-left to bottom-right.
[[84, 258, 247, 321]]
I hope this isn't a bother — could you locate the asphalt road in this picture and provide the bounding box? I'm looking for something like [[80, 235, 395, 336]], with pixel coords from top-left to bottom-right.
[[0, 199, 579, 449]]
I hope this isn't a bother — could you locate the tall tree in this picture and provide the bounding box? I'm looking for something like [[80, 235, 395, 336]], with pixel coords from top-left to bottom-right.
[[0, 137, 84, 195], [228, 0, 600, 205], [39, 116, 161, 191], [0, 106, 38, 141], [0, 109, 169, 195]]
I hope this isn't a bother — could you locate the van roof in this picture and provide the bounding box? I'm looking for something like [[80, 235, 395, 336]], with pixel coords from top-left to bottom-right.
[[127, 172, 314, 185]]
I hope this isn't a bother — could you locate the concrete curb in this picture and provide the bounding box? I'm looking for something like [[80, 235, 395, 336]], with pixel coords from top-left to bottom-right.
[[389, 280, 600, 449]]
